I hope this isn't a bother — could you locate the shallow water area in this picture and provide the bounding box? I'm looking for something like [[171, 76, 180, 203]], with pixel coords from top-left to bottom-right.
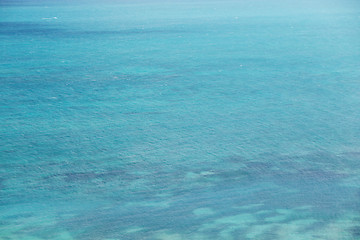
[[1, 0, 360, 239]]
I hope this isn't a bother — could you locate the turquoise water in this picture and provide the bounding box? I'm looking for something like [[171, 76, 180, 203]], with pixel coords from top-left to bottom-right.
[[1, 0, 360, 239]]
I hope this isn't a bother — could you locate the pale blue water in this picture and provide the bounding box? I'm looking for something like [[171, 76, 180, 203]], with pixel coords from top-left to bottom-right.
[[1, 0, 360, 239]]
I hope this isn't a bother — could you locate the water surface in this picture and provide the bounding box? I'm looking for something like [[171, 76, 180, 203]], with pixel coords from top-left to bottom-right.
[[1, 0, 360, 239]]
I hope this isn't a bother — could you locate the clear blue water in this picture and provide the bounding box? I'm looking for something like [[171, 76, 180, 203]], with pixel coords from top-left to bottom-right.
[[1, 0, 360, 239]]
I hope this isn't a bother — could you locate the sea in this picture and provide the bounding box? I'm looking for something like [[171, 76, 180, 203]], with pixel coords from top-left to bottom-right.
[[1, 0, 360, 239]]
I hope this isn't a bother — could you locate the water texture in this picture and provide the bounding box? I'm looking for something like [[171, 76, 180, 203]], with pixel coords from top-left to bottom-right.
[[1, 0, 360, 239]]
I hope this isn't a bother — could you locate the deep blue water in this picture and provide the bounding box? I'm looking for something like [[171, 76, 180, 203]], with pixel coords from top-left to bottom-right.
[[1, 0, 360, 239]]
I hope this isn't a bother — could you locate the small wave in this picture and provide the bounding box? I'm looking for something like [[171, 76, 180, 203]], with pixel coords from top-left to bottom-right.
[[42, 17, 58, 20]]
